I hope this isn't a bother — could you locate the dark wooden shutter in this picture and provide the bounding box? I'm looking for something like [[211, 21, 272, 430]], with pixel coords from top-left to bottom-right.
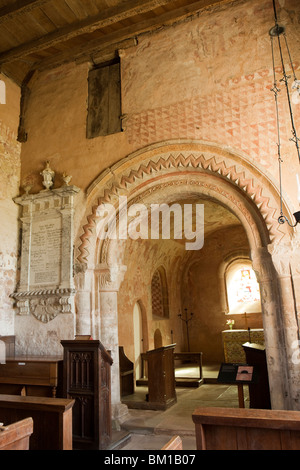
[[87, 61, 121, 138]]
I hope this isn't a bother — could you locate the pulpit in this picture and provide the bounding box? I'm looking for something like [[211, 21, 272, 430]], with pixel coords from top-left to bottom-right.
[[146, 344, 176, 410], [61, 339, 113, 450]]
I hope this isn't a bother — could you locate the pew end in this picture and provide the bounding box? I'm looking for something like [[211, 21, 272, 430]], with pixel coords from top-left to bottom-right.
[[0, 417, 33, 450], [161, 435, 183, 450]]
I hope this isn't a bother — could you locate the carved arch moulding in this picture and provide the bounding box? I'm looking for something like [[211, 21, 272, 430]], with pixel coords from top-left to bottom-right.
[[75, 141, 295, 268]]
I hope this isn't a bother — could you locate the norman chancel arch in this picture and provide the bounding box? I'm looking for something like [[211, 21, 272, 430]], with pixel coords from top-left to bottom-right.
[[74, 141, 300, 421]]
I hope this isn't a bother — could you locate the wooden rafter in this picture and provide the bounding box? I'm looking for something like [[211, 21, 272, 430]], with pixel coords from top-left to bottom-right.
[[34, 0, 230, 71], [0, 0, 50, 24], [0, 0, 178, 65]]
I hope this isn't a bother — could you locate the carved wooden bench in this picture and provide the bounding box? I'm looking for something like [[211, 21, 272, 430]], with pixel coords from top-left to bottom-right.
[[161, 435, 183, 450], [192, 407, 300, 450], [0, 394, 74, 450], [119, 346, 134, 396], [0, 418, 33, 450]]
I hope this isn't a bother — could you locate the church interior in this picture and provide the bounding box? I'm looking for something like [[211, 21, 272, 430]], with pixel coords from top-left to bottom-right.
[[0, 0, 300, 451]]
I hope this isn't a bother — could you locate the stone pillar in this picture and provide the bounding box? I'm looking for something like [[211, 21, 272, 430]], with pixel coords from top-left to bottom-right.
[[74, 263, 93, 336], [251, 246, 291, 410], [268, 242, 300, 410], [96, 263, 128, 426], [290, 235, 300, 333]]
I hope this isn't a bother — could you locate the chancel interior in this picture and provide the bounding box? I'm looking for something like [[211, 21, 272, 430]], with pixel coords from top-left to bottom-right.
[[0, 0, 300, 451]]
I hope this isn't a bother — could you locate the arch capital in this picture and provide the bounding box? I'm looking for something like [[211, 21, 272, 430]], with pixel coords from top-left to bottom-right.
[[95, 263, 127, 292]]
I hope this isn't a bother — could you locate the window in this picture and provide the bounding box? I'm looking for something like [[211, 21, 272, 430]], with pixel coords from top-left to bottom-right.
[[87, 60, 121, 138], [151, 267, 169, 318], [226, 262, 261, 314]]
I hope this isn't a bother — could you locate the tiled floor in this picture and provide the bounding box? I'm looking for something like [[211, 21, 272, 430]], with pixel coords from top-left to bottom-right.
[[111, 363, 249, 450]]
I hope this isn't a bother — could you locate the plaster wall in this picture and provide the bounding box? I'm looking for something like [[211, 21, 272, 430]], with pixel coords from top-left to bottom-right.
[[121, 0, 300, 211], [20, 63, 132, 196], [0, 74, 21, 335]]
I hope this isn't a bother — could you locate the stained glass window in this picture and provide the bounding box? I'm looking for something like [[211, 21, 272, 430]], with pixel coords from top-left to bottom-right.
[[227, 266, 261, 314]]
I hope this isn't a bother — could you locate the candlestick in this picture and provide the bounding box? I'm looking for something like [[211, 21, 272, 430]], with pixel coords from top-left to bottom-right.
[[178, 308, 193, 352]]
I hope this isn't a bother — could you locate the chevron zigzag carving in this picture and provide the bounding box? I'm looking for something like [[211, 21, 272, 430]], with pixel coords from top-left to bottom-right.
[[77, 153, 285, 264]]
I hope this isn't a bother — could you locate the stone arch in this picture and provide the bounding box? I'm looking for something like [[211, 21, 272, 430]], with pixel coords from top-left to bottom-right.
[[76, 141, 295, 268], [74, 140, 299, 414]]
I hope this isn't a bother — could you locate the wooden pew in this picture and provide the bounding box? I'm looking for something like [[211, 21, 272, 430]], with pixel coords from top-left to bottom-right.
[[161, 435, 183, 450], [0, 336, 15, 358], [0, 355, 63, 397], [192, 407, 300, 450], [0, 394, 74, 450], [119, 346, 134, 396], [0, 418, 33, 450]]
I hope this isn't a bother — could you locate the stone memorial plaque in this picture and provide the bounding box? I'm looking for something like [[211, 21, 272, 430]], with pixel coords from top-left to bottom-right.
[[30, 217, 62, 287]]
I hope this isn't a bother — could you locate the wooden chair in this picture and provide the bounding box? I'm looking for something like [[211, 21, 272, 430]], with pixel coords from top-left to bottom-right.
[[0, 418, 33, 450], [161, 435, 183, 450]]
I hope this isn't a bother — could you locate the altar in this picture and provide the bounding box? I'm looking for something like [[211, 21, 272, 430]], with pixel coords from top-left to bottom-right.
[[222, 329, 264, 363]]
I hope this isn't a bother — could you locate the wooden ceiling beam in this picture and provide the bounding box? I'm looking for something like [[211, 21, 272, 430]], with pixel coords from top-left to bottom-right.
[[33, 0, 231, 72], [0, 0, 179, 65], [0, 0, 50, 24]]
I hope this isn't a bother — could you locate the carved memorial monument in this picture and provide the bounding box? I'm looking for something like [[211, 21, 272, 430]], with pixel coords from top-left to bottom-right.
[[11, 162, 80, 354]]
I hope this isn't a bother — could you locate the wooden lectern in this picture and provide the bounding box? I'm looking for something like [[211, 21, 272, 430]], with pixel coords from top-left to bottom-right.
[[242, 342, 271, 409], [146, 344, 177, 410], [61, 339, 113, 450]]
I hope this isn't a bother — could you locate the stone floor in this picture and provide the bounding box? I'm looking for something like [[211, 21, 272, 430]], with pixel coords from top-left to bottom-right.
[[111, 362, 249, 450]]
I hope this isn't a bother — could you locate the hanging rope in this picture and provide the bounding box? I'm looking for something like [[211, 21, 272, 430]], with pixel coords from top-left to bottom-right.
[[269, 0, 300, 226]]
